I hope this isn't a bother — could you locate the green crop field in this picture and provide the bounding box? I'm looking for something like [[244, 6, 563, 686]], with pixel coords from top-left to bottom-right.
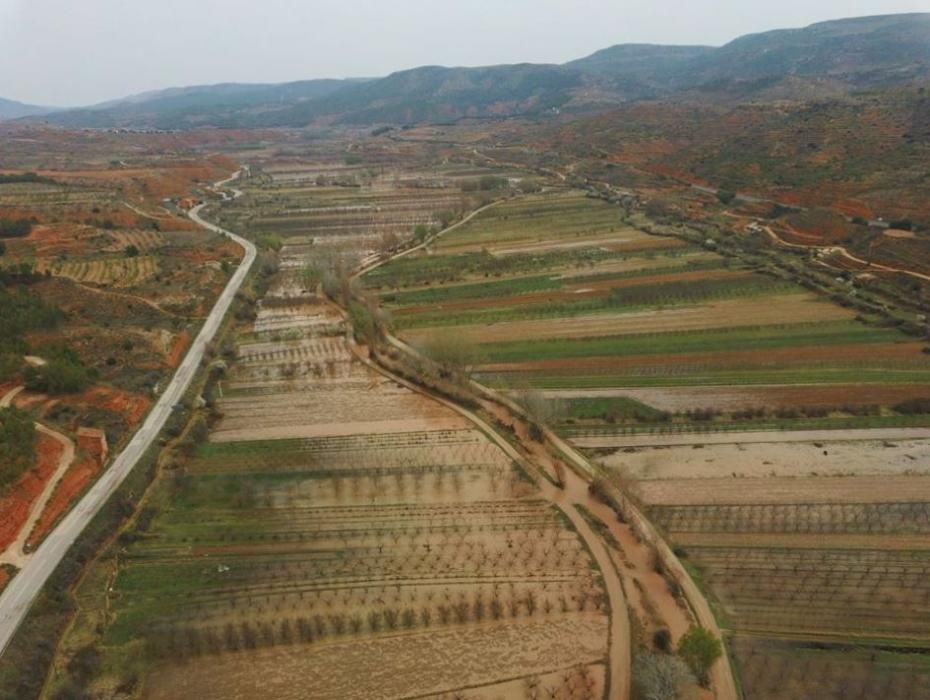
[[370, 188, 930, 437]]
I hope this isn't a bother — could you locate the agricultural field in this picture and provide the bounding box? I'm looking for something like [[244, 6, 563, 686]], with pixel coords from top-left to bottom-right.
[[361, 169, 930, 698], [45, 253, 618, 700], [366, 187, 930, 438], [619, 467, 930, 700]]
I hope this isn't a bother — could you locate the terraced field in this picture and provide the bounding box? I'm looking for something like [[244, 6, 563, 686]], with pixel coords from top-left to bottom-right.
[[46, 199, 623, 699], [213, 157, 487, 278], [366, 188, 930, 437], [631, 473, 930, 700], [38, 255, 159, 288], [362, 181, 930, 699]]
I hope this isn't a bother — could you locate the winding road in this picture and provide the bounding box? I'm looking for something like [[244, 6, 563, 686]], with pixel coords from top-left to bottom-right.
[[0, 171, 255, 656]]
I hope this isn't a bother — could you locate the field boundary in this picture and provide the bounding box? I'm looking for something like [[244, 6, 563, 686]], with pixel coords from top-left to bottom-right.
[[352, 190, 740, 699], [337, 310, 632, 700]]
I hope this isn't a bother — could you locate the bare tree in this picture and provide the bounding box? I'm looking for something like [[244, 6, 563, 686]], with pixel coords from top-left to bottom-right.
[[416, 331, 486, 383], [515, 389, 564, 444], [633, 652, 697, 700]]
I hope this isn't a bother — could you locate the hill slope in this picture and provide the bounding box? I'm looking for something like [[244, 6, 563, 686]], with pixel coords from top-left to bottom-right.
[[32, 13, 930, 129], [0, 97, 54, 120]]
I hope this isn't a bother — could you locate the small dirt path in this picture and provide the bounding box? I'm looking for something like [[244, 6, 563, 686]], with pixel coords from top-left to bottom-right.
[[760, 224, 930, 283], [344, 337, 631, 700], [356, 198, 506, 278], [0, 387, 76, 568], [69, 280, 188, 319]]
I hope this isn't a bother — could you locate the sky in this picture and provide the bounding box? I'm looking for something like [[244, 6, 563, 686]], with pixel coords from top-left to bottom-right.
[[1, 0, 928, 107]]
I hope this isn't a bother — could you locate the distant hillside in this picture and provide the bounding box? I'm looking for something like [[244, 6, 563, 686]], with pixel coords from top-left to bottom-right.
[[31, 12, 930, 129], [568, 13, 930, 98], [44, 79, 362, 129], [260, 64, 583, 126], [0, 97, 55, 121], [679, 13, 930, 92]]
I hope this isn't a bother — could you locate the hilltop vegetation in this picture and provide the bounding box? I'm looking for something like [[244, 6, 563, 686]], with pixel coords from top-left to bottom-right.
[[22, 13, 930, 129]]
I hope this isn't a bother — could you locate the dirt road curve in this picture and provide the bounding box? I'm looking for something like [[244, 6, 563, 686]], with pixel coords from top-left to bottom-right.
[[346, 339, 631, 700], [0, 387, 76, 569], [0, 171, 256, 657]]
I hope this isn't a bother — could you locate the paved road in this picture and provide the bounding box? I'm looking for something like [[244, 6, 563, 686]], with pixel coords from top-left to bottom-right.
[[0, 172, 255, 656]]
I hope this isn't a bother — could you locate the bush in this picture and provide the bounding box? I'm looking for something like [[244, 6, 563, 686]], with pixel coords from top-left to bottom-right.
[[894, 397, 930, 415], [653, 628, 673, 653], [0, 218, 33, 239], [677, 626, 722, 686], [23, 345, 90, 394], [0, 407, 36, 488], [0, 172, 55, 185], [716, 189, 737, 205]]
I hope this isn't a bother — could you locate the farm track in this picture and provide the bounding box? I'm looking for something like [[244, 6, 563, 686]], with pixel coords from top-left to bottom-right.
[[66, 279, 189, 318], [760, 224, 930, 284], [0, 387, 76, 569], [343, 332, 632, 700], [362, 191, 741, 699]]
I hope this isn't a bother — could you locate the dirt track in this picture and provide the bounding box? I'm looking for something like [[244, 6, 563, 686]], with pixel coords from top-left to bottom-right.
[[0, 387, 76, 569]]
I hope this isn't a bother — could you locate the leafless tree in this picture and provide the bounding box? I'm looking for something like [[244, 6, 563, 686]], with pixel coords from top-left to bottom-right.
[[633, 651, 697, 700]]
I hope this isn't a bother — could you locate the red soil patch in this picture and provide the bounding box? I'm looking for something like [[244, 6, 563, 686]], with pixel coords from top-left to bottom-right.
[[166, 332, 190, 368], [172, 238, 242, 263], [480, 341, 926, 374], [73, 386, 151, 427], [25, 457, 100, 550], [0, 432, 63, 551], [781, 210, 857, 246], [0, 567, 10, 591]]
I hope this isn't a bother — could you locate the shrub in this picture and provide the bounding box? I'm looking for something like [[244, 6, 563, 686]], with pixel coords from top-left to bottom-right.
[[677, 626, 722, 686], [24, 345, 90, 394], [653, 628, 673, 653], [0, 218, 33, 239], [894, 397, 930, 415], [716, 189, 737, 205], [0, 407, 36, 488]]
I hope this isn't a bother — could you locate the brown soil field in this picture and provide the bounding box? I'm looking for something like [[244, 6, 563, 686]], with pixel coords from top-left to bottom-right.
[[634, 475, 930, 506], [552, 383, 930, 412], [671, 532, 930, 550], [408, 293, 852, 345], [212, 377, 471, 442], [481, 339, 924, 375], [602, 437, 930, 480], [146, 617, 607, 700]]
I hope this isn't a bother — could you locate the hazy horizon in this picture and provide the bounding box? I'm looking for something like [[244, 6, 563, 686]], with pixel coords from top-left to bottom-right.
[[1, 0, 928, 107]]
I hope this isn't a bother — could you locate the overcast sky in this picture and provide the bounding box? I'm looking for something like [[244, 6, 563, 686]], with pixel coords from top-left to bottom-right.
[[1, 0, 928, 106]]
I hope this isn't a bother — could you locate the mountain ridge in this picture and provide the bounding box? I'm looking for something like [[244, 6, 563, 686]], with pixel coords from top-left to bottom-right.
[[13, 12, 930, 129]]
